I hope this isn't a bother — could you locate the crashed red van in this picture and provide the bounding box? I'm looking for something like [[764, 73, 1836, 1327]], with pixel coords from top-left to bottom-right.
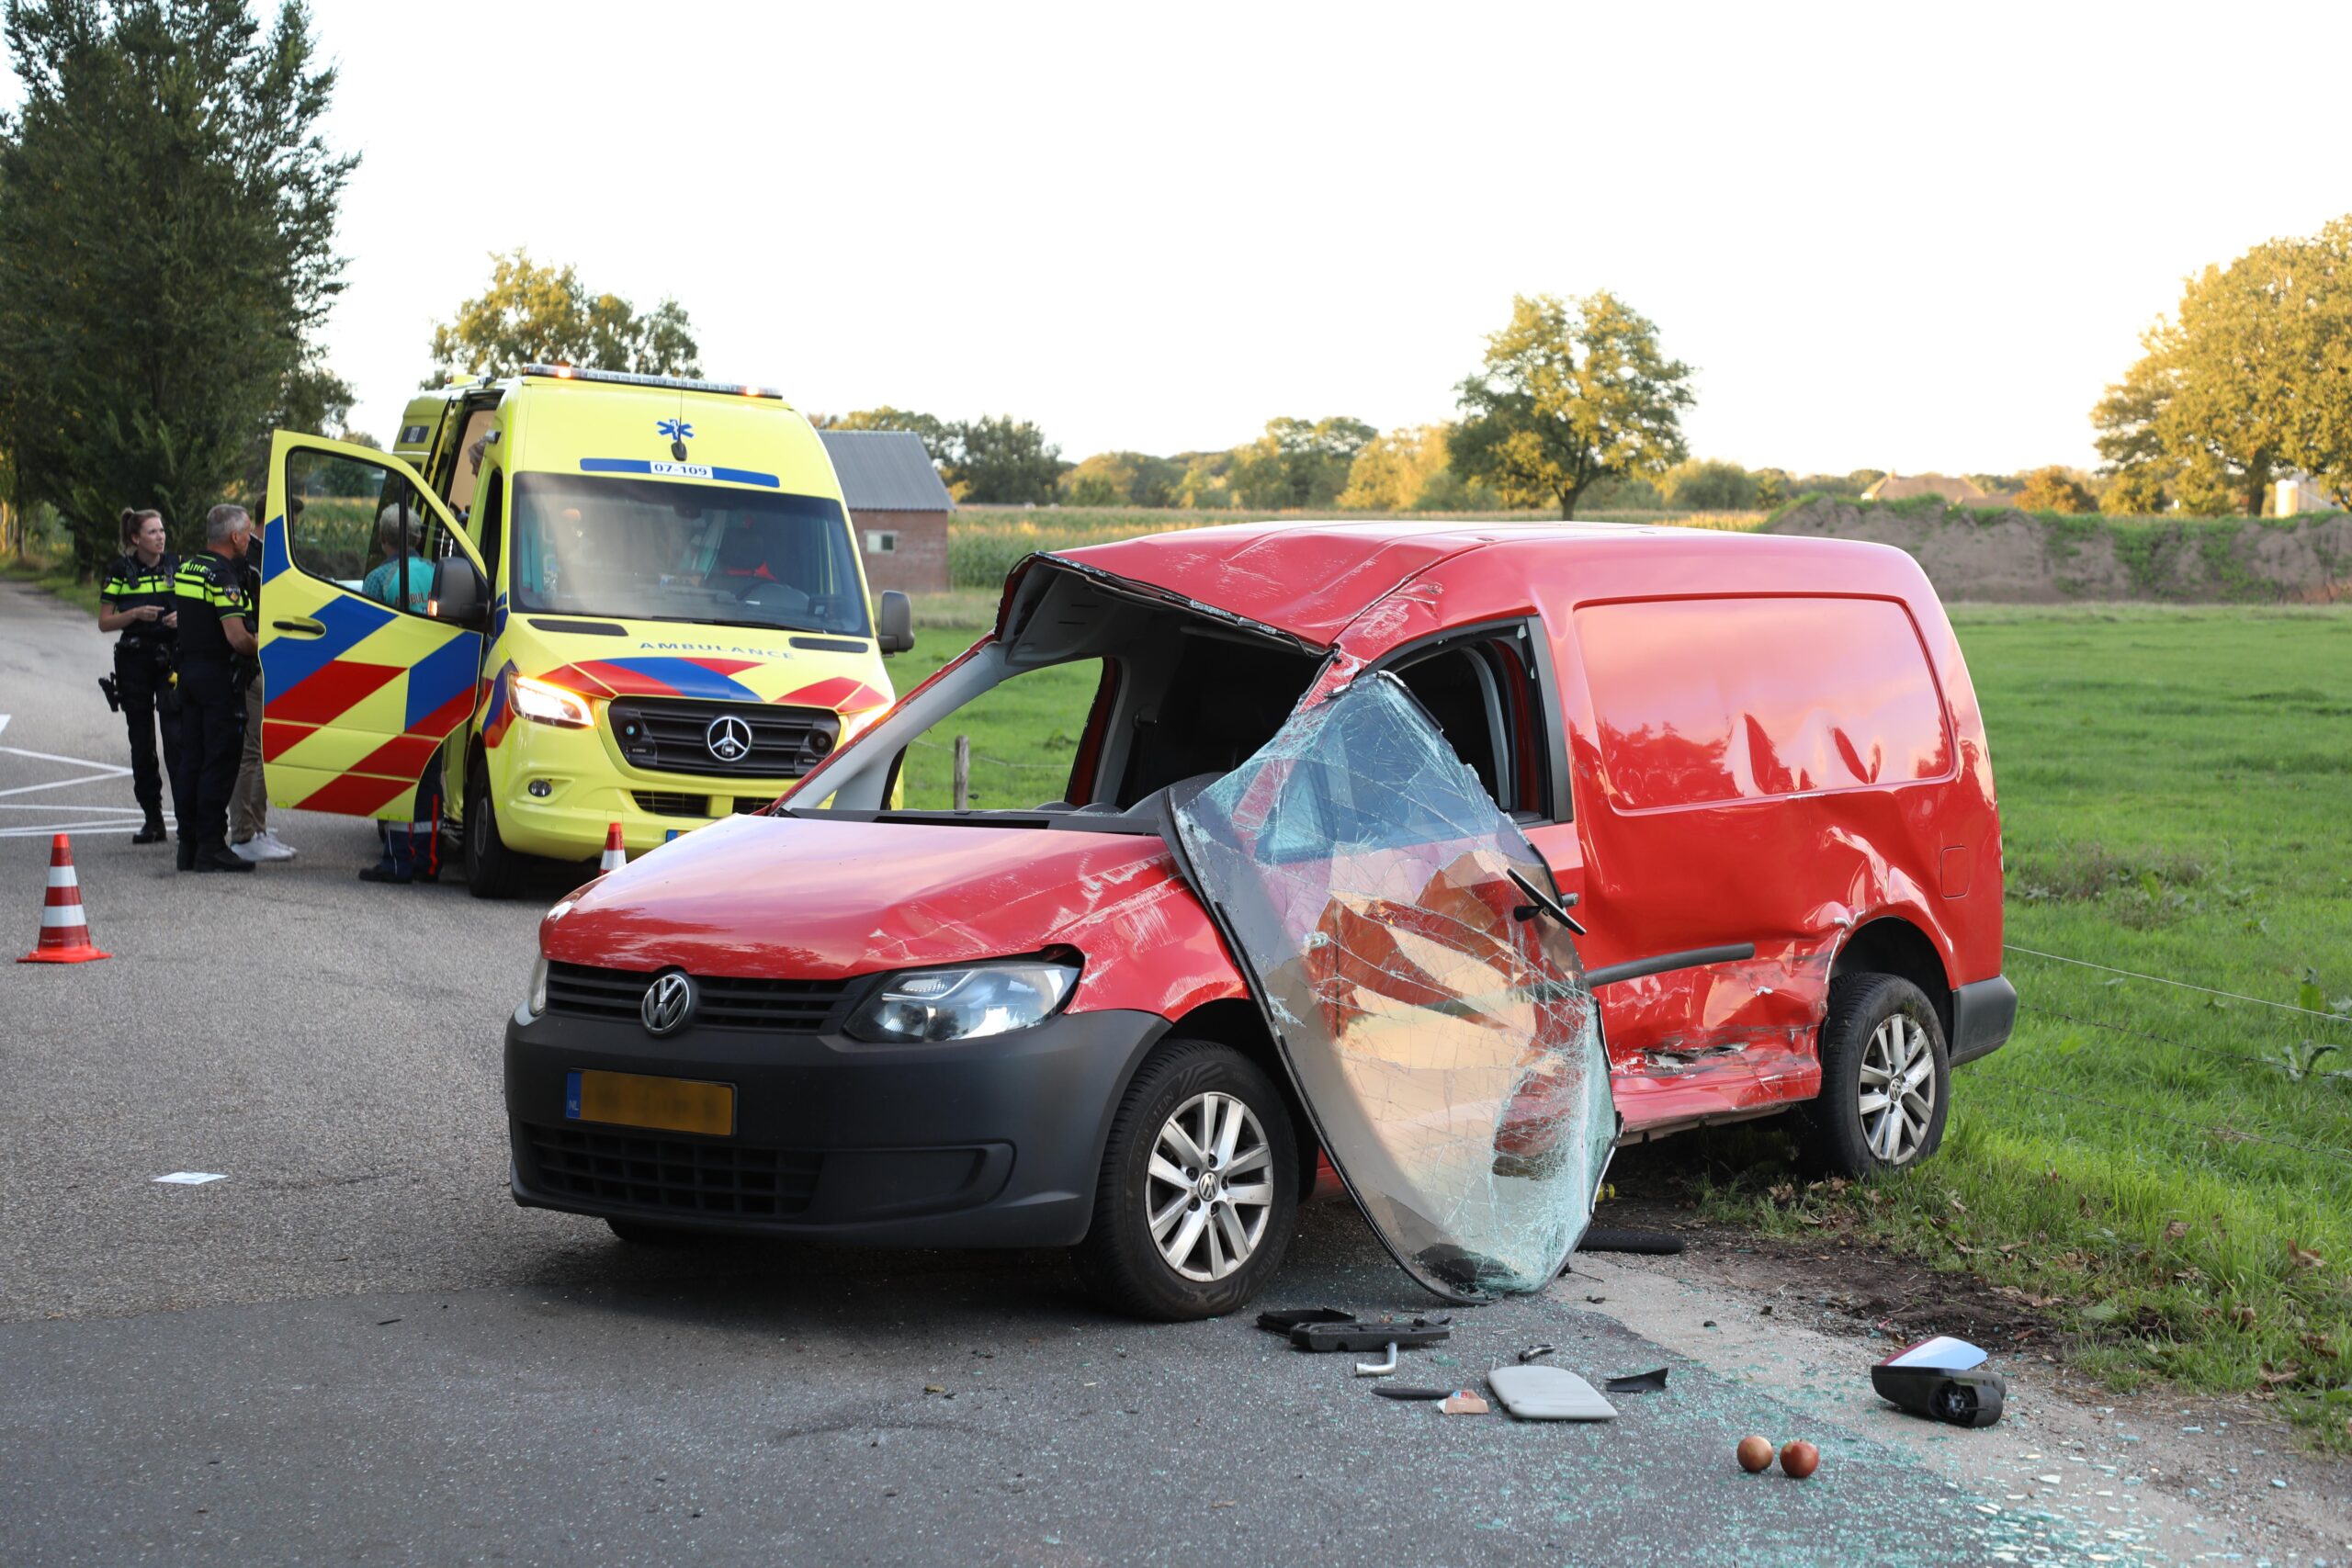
[[504, 522, 2015, 1319]]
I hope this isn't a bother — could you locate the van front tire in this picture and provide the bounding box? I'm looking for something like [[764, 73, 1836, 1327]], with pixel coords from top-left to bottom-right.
[[463, 754, 529, 901], [1076, 1039, 1299, 1321], [1796, 973, 1951, 1179]]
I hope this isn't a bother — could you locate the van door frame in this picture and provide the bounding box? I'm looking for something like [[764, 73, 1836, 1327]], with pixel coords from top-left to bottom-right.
[[260, 431, 492, 820], [1360, 615, 1570, 824]]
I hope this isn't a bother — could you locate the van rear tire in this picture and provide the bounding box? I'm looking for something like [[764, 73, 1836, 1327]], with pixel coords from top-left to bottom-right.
[[463, 754, 529, 901], [1076, 1039, 1299, 1321], [1796, 973, 1951, 1179]]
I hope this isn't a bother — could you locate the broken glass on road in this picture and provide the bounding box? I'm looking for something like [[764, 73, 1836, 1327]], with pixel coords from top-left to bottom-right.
[[1168, 673, 1616, 1303]]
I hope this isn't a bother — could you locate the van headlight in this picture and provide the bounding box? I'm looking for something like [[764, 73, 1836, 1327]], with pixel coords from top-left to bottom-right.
[[526, 956, 548, 1018], [513, 673, 594, 728], [844, 961, 1079, 1043]]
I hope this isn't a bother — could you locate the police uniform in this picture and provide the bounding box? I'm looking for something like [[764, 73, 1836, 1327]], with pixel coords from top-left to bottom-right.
[[171, 548, 255, 873], [97, 547, 180, 840]]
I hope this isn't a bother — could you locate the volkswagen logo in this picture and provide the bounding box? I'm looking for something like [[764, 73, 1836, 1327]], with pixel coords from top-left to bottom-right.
[[640, 969, 696, 1036], [705, 714, 753, 763]]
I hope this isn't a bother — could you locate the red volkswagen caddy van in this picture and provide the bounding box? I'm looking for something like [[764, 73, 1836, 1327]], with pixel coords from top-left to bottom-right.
[[504, 522, 2014, 1318]]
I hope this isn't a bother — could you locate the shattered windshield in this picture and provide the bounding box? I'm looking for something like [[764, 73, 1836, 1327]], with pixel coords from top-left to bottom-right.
[[1169, 673, 1615, 1301]]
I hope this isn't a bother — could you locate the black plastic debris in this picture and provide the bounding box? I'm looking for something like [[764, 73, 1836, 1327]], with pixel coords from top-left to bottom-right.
[[1517, 1344, 1557, 1364], [1291, 1316, 1452, 1353], [1256, 1307, 1355, 1335], [1871, 1336, 2006, 1427], [1577, 1227, 1686, 1256], [1603, 1367, 1669, 1393], [1370, 1386, 1459, 1401]]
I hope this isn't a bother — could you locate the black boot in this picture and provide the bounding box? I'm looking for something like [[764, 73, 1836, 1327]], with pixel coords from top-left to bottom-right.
[[176, 836, 198, 872], [194, 840, 254, 874], [133, 818, 168, 845]]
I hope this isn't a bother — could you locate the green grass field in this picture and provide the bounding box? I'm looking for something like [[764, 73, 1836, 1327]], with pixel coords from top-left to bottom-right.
[[1753, 604, 2352, 1444], [889, 599, 2352, 1441]]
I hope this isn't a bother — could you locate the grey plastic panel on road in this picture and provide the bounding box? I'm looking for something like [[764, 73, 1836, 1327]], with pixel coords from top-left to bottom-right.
[[1169, 673, 1616, 1303]]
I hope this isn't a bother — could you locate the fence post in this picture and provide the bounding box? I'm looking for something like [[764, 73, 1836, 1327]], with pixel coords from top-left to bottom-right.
[[953, 734, 970, 810]]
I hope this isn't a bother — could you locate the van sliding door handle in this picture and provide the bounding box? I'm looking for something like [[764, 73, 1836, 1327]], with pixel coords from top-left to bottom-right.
[[272, 617, 325, 637]]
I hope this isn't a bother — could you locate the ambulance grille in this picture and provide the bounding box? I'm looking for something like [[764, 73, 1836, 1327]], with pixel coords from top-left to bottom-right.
[[521, 1122, 822, 1217], [544, 963, 853, 1032], [607, 696, 840, 779]]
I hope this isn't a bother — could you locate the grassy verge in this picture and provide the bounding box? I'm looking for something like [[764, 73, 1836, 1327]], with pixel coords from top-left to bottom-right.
[[0, 550, 102, 615], [1687, 604, 2352, 1445]]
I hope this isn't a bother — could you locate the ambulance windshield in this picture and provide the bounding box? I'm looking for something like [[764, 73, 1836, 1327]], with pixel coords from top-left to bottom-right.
[[509, 472, 872, 637]]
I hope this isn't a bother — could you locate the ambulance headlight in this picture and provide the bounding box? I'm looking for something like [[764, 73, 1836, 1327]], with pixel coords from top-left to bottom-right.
[[526, 956, 548, 1019], [844, 961, 1079, 1043], [513, 673, 594, 728]]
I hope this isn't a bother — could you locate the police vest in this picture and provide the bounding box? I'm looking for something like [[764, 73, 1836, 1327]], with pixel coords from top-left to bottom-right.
[[101, 551, 179, 646]]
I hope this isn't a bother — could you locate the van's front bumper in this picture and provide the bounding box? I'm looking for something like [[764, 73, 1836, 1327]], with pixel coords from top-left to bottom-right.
[[486, 719, 796, 860], [503, 1002, 1168, 1247]]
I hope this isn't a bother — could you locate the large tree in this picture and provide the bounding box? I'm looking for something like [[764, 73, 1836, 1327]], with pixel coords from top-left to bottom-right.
[[1452, 291, 1693, 519], [2093, 217, 2352, 515], [0, 0, 355, 575], [426, 250, 699, 383], [1229, 415, 1375, 510], [952, 415, 1063, 505]]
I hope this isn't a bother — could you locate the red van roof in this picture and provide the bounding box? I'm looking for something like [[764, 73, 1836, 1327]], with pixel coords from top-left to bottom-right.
[[1046, 520, 1529, 645], [1047, 519, 1796, 646]]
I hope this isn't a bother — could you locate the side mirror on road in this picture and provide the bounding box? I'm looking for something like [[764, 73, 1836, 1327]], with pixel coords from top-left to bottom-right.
[[876, 590, 914, 656], [429, 556, 490, 627]]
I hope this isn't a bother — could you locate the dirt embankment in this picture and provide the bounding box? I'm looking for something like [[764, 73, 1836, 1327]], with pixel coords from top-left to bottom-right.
[[1766, 498, 2352, 604]]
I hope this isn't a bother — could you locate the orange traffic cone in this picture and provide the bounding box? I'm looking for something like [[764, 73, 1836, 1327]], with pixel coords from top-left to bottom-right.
[[19, 834, 110, 964], [599, 823, 627, 874]]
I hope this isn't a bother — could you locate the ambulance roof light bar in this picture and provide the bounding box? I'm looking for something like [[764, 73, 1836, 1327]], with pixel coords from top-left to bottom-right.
[[520, 364, 785, 400]]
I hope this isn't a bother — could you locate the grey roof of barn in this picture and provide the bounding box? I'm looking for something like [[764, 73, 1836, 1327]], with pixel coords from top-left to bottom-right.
[[818, 430, 956, 513]]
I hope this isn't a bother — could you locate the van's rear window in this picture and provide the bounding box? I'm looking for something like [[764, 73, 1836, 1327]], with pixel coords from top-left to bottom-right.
[[1577, 596, 1953, 810], [509, 473, 871, 637]]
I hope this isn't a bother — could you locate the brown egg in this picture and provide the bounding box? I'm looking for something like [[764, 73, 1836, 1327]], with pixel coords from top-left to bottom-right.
[[1736, 1435, 1773, 1472], [1780, 1439, 1821, 1479]]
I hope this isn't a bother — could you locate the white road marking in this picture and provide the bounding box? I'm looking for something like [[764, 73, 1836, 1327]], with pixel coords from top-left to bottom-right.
[[0, 743, 129, 774], [0, 734, 162, 836]]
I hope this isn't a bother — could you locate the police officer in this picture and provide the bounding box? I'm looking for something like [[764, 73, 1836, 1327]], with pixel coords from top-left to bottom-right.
[[171, 503, 259, 874], [96, 507, 179, 843]]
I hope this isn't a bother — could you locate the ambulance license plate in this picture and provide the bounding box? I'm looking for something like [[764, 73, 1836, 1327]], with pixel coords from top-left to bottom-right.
[[565, 1069, 734, 1136]]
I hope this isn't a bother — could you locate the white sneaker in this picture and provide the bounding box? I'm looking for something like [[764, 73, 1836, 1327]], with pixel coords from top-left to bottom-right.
[[230, 837, 270, 863], [237, 831, 298, 863]]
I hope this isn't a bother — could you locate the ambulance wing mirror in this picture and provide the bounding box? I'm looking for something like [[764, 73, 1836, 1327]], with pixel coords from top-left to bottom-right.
[[428, 556, 490, 628], [876, 590, 914, 656]]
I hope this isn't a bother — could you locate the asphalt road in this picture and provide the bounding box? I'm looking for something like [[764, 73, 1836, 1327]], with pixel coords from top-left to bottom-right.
[[0, 578, 2157, 1566]]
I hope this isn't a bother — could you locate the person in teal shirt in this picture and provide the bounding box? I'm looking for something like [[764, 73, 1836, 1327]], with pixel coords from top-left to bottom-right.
[[357, 503, 435, 884], [362, 506, 433, 613]]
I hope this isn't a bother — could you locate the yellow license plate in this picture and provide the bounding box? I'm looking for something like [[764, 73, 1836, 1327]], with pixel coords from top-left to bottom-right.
[[566, 1069, 735, 1136]]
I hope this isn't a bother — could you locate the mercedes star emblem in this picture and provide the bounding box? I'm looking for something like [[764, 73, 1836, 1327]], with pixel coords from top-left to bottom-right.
[[705, 714, 753, 763], [640, 969, 696, 1036]]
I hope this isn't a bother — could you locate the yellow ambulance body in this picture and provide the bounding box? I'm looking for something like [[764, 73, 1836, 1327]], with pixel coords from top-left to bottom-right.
[[259, 366, 912, 896]]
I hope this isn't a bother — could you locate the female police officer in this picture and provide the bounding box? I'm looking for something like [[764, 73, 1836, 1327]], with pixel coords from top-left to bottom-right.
[[96, 507, 178, 843]]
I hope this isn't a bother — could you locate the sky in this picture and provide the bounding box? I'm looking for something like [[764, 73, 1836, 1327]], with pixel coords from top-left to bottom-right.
[[155, 2, 2352, 475]]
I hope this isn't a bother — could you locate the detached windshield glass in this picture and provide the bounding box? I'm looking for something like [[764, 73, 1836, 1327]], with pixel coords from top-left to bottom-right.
[[509, 473, 871, 637]]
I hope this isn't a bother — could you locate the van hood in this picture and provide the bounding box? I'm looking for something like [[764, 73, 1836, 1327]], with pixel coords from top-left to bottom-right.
[[538, 813, 1239, 1014], [512, 618, 890, 712]]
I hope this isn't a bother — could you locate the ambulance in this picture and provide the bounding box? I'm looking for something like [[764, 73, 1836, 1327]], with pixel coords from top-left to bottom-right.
[[257, 366, 913, 896]]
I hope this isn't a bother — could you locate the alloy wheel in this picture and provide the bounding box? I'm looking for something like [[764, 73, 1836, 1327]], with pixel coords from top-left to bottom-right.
[[1857, 1013, 1936, 1164], [1147, 1091, 1274, 1281]]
